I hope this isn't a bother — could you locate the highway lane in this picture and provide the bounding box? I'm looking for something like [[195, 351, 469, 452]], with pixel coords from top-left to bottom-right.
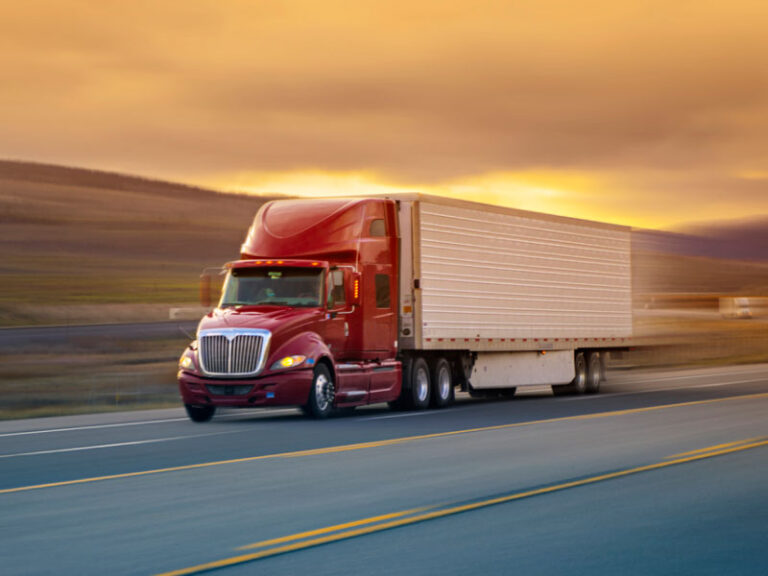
[[1, 364, 767, 575]]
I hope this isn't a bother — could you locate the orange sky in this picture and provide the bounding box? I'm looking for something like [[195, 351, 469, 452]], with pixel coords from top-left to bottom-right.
[[2, 1, 768, 229]]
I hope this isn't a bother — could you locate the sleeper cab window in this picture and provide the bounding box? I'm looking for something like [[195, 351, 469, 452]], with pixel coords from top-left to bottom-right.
[[375, 274, 391, 309], [369, 218, 386, 237]]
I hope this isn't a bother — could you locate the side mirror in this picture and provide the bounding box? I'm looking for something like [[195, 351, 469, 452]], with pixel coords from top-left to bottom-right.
[[200, 267, 225, 308]]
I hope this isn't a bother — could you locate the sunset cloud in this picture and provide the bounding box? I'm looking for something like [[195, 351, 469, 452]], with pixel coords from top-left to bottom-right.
[[2, 1, 767, 228]]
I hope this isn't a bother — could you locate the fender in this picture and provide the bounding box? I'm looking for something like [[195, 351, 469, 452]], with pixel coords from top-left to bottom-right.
[[266, 331, 334, 375]]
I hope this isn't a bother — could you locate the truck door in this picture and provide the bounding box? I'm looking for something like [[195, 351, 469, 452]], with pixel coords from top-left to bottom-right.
[[364, 265, 399, 400], [357, 200, 398, 362], [363, 266, 396, 357], [322, 267, 352, 360]]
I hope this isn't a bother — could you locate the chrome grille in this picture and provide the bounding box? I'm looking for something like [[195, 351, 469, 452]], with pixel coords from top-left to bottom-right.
[[198, 329, 270, 377]]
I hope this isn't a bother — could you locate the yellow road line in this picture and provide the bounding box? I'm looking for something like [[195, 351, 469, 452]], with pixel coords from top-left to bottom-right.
[[236, 506, 433, 550], [2, 391, 767, 496], [156, 437, 768, 576], [666, 437, 764, 459]]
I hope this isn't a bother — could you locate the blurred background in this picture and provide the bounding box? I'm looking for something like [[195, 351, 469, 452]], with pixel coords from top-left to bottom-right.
[[3, 2, 768, 418], [3, 160, 768, 418]]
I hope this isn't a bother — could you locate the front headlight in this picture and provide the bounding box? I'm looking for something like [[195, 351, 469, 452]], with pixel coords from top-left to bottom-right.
[[270, 355, 307, 370], [179, 346, 197, 372]]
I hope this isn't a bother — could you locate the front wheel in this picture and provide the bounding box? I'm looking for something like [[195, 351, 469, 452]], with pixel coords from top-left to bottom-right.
[[185, 404, 216, 423], [307, 364, 335, 419]]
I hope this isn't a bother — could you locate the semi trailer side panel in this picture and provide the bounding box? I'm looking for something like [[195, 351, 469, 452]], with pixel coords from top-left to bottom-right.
[[411, 199, 632, 350]]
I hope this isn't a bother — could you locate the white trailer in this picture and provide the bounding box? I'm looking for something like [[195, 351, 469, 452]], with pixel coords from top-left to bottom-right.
[[394, 194, 632, 397]]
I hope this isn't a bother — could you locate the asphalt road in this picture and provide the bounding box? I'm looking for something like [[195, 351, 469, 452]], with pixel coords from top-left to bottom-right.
[[1, 364, 767, 575]]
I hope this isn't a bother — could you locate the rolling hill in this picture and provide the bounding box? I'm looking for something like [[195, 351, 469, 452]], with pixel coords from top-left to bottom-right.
[[0, 160, 277, 325]]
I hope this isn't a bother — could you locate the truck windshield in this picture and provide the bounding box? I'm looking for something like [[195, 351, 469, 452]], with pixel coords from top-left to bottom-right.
[[219, 267, 324, 308]]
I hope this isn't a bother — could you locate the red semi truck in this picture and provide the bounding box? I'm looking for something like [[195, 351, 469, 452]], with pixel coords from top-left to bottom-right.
[[178, 194, 632, 421]]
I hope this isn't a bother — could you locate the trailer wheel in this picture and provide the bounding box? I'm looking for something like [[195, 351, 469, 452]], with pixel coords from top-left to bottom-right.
[[185, 404, 216, 423], [585, 352, 601, 394], [409, 357, 431, 409], [572, 352, 587, 394], [552, 352, 587, 396], [431, 358, 454, 408], [307, 364, 335, 419]]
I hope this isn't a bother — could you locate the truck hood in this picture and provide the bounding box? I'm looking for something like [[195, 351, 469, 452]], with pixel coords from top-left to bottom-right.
[[197, 306, 323, 336]]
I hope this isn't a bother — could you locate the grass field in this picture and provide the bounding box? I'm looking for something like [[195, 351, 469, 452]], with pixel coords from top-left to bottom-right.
[[0, 336, 184, 419]]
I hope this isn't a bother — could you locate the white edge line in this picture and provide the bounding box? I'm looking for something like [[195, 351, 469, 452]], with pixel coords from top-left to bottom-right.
[[0, 409, 301, 438], [0, 430, 243, 459], [359, 409, 456, 421]]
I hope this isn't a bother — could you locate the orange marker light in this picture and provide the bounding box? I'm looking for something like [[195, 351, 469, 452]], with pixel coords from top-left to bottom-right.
[[353, 279, 360, 300]]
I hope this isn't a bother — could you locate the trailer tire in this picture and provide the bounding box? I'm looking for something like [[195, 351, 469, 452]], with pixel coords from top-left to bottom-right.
[[572, 352, 587, 394], [600, 353, 608, 383], [307, 364, 335, 419], [185, 404, 216, 423], [552, 352, 587, 396], [585, 352, 601, 394], [431, 358, 454, 408], [408, 357, 431, 409]]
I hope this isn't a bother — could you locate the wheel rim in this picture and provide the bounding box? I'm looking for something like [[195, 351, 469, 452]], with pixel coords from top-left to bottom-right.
[[438, 366, 451, 400], [315, 373, 334, 411], [415, 366, 429, 403]]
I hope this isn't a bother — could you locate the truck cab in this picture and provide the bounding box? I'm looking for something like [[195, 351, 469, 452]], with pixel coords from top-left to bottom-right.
[[178, 198, 402, 421]]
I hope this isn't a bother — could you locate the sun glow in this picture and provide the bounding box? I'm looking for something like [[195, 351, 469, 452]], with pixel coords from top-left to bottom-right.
[[206, 169, 667, 228], [214, 171, 410, 199]]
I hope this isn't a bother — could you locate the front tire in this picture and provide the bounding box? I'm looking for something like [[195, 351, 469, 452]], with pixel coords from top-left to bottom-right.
[[307, 364, 335, 419], [185, 404, 216, 423]]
